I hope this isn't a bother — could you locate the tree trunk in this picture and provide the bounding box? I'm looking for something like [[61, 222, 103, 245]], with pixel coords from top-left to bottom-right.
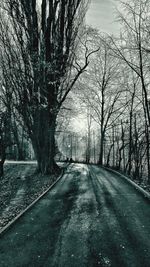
[[118, 121, 125, 170], [0, 150, 5, 176], [112, 125, 115, 167], [31, 110, 59, 174], [13, 122, 25, 160], [133, 114, 140, 180], [106, 144, 113, 167], [86, 132, 91, 164], [128, 111, 133, 175], [145, 124, 150, 184], [99, 132, 104, 165], [0, 160, 4, 176]]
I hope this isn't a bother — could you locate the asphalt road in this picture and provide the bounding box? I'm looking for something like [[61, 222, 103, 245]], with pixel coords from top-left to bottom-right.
[[0, 164, 150, 267]]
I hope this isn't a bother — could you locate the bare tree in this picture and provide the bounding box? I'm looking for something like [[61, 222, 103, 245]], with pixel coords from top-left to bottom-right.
[[78, 36, 124, 165], [116, 0, 150, 182], [109, 0, 150, 127], [0, 0, 98, 174]]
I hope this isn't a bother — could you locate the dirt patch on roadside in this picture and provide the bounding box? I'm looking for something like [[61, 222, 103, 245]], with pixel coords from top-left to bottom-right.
[[0, 163, 62, 231]]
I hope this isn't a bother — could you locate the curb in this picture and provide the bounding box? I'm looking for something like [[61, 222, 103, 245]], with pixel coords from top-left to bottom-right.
[[0, 167, 66, 236], [103, 166, 150, 200]]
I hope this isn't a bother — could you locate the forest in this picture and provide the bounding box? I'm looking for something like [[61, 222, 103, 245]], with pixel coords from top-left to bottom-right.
[[0, 1, 150, 266], [0, 0, 150, 184]]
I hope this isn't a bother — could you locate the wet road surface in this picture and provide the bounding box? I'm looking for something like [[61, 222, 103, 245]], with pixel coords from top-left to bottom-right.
[[0, 164, 150, 267]]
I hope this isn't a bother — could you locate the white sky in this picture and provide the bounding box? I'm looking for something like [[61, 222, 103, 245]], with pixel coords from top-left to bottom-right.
[[86, 0, 120, 35]]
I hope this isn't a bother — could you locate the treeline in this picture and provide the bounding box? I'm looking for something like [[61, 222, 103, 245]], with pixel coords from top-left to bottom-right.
[[76, 0, 150, 184], [0, 0, 150, 186]]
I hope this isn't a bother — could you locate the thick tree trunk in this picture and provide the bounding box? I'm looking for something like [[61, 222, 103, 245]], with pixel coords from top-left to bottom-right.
[[0, 152, 5, 176], [0, 160, 4, 176], [31, 110, 59, 175]]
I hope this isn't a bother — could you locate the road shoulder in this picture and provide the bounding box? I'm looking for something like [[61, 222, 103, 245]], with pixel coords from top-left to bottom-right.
[[103, 166, 150, 200]]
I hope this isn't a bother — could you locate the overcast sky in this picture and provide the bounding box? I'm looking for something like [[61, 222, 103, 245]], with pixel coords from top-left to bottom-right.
[[86, 0, 120, 35]]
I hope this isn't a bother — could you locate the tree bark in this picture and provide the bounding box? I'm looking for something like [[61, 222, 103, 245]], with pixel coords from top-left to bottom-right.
[[145, 123, 150, 184], [31, 109, 59, 174], [0, 148, 6, 176], [0, 159, 5, 176], [128, 111, 133, 175], [106, 144, 113, 167], [13, 124, 25, 160], [99, 131, 104, 165]]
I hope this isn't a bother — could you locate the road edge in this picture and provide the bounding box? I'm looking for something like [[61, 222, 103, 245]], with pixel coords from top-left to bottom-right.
[[0, 166, 67, 236], [103, 166, 150, 200]]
